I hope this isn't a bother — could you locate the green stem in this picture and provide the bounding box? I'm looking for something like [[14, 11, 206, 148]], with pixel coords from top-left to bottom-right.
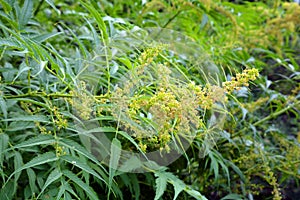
[[229, 100, 300, 140]]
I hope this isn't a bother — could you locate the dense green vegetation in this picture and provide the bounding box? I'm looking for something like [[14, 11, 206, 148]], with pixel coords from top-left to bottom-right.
[[0, 0, 299, 199]]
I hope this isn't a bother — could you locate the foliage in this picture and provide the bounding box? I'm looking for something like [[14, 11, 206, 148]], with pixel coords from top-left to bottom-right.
[[0, 0, 299, 200]]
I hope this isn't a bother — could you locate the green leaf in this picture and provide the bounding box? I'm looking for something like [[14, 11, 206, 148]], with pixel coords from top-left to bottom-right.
[[108, 138, 121, 197], [38, 169, 62, 198], [1, 115, 49, 122], [56, 178, 79, 200], [14, 151, 23, 182], [32, 32, 63, 43], [60, 155, 105, 183], [117, 155, 143, 173], [0, 37, 24, 49], [79, 0, 108, 42], [0, 133, 9, 166], [6, 152, 58, 183], [32, 60, 48, 77], [45, 0, 61, 15], [128, 174, 140, 200], [185, 188, 208, 200], [12, 62, 31, 82], [62, 169, 99, 200], [109, 138, 121, 171], [26, 168, 38, 194], [13, 134, 55, 149], [118, 131, 147, 159], [162, 172, 185, 200], [0, 0, 12, 13], [0, 96, 7, 119], [154, 172, 168, 200], [221, 193, 244, 200], [58, 138, 108, 174], [0, 180, 16, 200], [19, 0, 33, 29], [119, 174, 140, 200]]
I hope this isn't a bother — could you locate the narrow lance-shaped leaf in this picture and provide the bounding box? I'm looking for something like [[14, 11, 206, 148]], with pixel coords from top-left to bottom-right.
[[37, 169, 62, 199], [26, 168, 38, 194], [19, 0, 33, 29], [60, 155, 105, 183], [0, 0, 12, 13], [12, 134, 55, 149], [14, 152, 23, 182], [62, 169, 99, 200], [58, 138, 108, 174], [45, 0, 61, 15], [108, 138, 121, 197], [0, 96, 7, 120], [5, 152, 58, 184]]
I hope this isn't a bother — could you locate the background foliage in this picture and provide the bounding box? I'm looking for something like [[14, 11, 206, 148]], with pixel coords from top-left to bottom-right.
[[0, 0, 299, 200]]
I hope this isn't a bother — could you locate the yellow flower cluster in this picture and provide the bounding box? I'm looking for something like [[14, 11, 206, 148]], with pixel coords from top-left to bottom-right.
[[243, 2, 300, 53], [35, 122, 51, 135], [126, 89, 182, 152], [264, 166, 282, 200], [52, 106, 68, 130], [188, 82, 226, 110], [222, 68, 259, 93], [138, 43, 168, 68], [55, 143, 66, 156], [68, 81, 94, 120], [112, 65, 230, 153]]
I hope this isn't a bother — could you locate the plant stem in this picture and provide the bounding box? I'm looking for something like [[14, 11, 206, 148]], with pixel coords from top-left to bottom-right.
[[221, 100, 300, 143]]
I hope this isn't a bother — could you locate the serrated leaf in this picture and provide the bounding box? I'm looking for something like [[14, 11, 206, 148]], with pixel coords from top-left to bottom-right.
[[56, 178, 79, 200], [32, 32, 63, 43], [185, 188, 208, 200], [154, 173, 168, 200], [162, 172, 185, 200], [108, 138, 121, 197], [62, 169, 99, 200], [117, 155, 142, 173], [14, 151, 23, 181], [60, 155, 104, 182], [13, 134, 55, 149], [1, 114, 49, 122], [26, 168, 38, 194], [172, 180, 185, 200], [0, 180, 16, 200], [37, 169, 62, 198], [0, 37, 23, 49], [0, 134, 9, 166], [19, 0, 33, 29], [0, 96, 7, 119], [58, 139, 108, 174], [6, 152, 58, 183], [221, 193, 244, 200]]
